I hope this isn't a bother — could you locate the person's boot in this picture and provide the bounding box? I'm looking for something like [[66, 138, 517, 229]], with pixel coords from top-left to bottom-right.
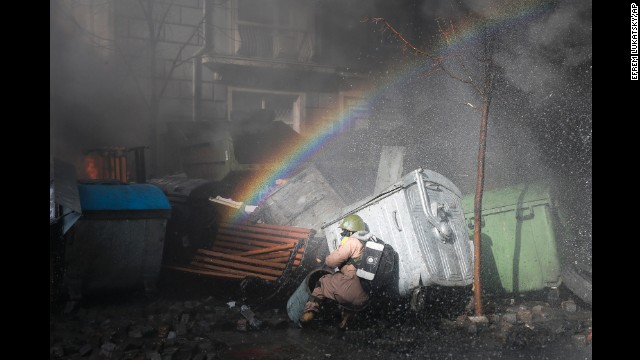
[[301, 297, 320, 324], [300, 311, 315, 324], [338, 309, 353, 330]]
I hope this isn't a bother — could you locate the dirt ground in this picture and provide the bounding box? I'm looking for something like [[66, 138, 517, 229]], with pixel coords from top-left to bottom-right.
[[50, 274, 592, 360]]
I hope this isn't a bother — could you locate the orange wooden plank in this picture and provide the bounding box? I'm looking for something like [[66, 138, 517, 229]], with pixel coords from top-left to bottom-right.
[[240, 222, 313, 236], [216, 234, 297, 248], [196, 249, 287, 269], [192, 255, 284, 276], [213, 240, 303, 256], [235, 244, 294, 256], [255, 252, 302, 262], [164, 265, 246, 279], [263, 256, 291, 263], [253, 251, 290, 260], [220, 222, 312, 236], [218, 227, 309, 241], [217, 228, 301, 245], [188, 262, 279, 281], [211, 240, 258, 252], [210, 246, 242, 254]]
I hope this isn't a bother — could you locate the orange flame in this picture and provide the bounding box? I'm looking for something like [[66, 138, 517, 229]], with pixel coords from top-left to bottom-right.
[[84, 155, 99, 180]]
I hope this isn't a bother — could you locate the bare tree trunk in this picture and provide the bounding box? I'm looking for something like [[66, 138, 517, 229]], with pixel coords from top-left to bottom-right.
[[473, 90, 490, 316], [472, 35, 494, 315]]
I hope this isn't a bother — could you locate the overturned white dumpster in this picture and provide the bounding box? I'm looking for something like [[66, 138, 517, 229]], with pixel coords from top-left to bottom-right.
[[322, 168, 474, 308]]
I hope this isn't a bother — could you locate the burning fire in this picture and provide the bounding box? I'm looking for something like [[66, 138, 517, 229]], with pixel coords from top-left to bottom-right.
[[84, 155, 100, 179], [82, 150, 129, 182]]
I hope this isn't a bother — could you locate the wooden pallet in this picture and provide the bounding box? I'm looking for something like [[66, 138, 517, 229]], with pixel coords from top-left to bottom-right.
[[165, 222, 312, 282]]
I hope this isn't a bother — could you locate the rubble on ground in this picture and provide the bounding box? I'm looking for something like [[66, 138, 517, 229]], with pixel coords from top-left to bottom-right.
[[50, 289, 591, 360]]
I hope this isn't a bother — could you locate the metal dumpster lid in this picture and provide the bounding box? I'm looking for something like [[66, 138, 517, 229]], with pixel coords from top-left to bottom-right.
[[148, 174, 214, 198], [321, 168, 461, 228], [461, 182, 553, 214], [78, 183, 171, 211]]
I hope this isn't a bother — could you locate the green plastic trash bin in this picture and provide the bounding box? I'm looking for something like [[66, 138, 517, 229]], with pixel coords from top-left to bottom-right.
[[462, 183, 561, 294]]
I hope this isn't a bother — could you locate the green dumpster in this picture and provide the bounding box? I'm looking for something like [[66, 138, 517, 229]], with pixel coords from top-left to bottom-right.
[[462, 183, 561, 295]]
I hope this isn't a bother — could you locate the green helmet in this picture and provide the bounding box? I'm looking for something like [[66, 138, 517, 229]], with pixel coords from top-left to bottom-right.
[[338, 214, 366, 232]]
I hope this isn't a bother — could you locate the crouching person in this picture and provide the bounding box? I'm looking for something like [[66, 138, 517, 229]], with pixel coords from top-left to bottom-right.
[[301, 214, 370, 329]]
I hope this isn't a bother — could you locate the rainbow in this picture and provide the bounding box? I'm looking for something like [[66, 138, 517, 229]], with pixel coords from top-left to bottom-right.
[[226, 93, 376, 223], [430, 0, 555, 58], [227, 0, 555, 223]]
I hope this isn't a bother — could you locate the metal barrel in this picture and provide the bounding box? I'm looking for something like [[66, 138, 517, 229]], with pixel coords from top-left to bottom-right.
[[286, 268, 330, 326]]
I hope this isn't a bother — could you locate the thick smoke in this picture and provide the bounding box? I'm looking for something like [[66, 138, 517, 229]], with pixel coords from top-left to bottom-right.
[[352, 0, 591, 266], [50, 1, 149, 177], [494, 0, 592, 107], [493, 0, 592, 266]]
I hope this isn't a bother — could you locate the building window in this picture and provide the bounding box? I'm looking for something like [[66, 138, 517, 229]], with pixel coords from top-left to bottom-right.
[[235, 0, 314, 61], [230, 88, 303, 133]]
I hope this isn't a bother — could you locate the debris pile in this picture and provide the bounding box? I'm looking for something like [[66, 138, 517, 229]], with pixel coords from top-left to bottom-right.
[[165, 222, 312, 282]]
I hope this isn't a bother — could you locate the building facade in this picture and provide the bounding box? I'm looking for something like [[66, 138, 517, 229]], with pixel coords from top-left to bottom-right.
[[52, 0, 415, 197]]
